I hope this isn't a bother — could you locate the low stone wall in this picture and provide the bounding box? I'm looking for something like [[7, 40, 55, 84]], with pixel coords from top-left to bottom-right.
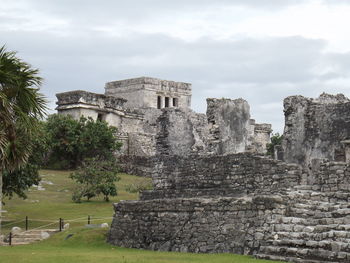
[[108, 195, 286, 254], [307, 160, 350, 194], [142, 153, 303, 200]]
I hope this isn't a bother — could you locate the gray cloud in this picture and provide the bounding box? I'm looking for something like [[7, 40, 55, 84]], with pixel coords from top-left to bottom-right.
[[3, 28, 350, 133], [2, 0, 350, 133]]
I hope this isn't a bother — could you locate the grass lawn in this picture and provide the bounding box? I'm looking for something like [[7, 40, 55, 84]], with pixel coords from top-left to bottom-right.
[[0, 170, 283, 263], [0, 228, 282, 263], [2, 170, 149, 232]]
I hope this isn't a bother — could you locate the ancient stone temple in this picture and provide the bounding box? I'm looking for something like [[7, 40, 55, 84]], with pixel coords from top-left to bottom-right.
[[56, 77, 272, 161], [57, 77, 350, 262], [107, 93, 350, 263]]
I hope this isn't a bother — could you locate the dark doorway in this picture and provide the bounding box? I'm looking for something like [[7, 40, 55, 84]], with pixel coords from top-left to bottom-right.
[[97, 113, 105, 121], [165, 97, 169, 108], [157, 96, 162, 109], [173, 98, 178, 107]]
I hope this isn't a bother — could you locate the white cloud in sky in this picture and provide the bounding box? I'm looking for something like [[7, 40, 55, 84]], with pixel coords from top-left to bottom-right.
[[2, 0, 350, 133]]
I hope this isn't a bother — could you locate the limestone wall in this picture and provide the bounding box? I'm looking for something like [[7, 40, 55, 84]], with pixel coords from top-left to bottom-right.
[[109, 153, 303, 253], [282, 93, 350, 167], [105, 77, 192, 109], [305, 160, 350, 194], [108, 195, 286, 254], [206, 98, 251, 154], [155, 109, 210, 156], [109, 153, 350, 262], [141, 153, 302, 200], [254, 123, 272, 154]]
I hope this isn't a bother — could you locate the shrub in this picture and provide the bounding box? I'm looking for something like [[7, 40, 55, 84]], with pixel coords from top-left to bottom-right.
[[44, 114, 122, 169], [70, 158, 120, 202]]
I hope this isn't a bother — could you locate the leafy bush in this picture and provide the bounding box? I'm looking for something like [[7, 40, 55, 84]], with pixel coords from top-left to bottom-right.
[[2, 163, 40, 199], [70, 158, 120, 202], [44, 114, 122, 169]]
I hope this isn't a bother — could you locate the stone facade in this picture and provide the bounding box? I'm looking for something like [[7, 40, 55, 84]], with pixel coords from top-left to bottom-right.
[[105, 77, 192, 110], [281, 93, 350, 168], [56, 77, 272, 160]]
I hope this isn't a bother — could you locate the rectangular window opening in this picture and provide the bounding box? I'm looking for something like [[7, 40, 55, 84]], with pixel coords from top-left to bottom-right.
[[165, 97, 169, 108], [173, 98, 178, 107], [157, 96, 162, 109]]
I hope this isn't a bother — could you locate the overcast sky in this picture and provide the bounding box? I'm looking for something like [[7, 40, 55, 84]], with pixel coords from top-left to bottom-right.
[[2, 0, 350, 132]]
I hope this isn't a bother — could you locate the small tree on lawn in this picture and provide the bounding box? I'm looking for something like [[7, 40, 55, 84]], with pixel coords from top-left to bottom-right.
[[70, 158, 120, 202]]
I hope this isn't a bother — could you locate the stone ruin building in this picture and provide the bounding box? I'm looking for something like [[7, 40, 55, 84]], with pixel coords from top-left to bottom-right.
[[56, 77, 272, 161], [57, 78, 350, 263]]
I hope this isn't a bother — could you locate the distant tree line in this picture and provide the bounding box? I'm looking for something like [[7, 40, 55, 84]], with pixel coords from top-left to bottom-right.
[[4, 114, 122, 201]]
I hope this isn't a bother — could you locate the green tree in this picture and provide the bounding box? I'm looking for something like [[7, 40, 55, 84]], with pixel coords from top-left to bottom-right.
[[0, 46, 46, 233], [2, 122, 48, 199], [2, 163, 40, 199], [70, 158, 120, 202], [266, 133, 283, 158], [45, 114, 121, 169]]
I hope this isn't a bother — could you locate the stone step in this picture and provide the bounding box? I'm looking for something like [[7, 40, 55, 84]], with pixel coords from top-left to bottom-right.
[[273, 223, 350, 232], [258, 245, 350, 262], [273, 216, 350, 226], [288, 190, 350, 203], [11, 237, 42, 242], [9, 242, 32, 246], [256, 253, 336, 263], [265, 239, 350, 251], [285, 209, 350, 220], [270, 230, 350, 241], [2, 229, 59, 246]]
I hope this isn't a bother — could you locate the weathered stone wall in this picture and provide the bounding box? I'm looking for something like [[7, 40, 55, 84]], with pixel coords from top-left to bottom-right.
[[118, 155, 159, 178], [304, 160, 350, 194], [108, 195, 286, 254], [105, 77, 192, 109], [206, 98, 251, 154], [140, 153, 302, 200], [155, 109, 210, 156], [109, 153, 303, 253], [254, 123, 272, 154], [282, 93, 350, 168], [110, 153, 350, 262]]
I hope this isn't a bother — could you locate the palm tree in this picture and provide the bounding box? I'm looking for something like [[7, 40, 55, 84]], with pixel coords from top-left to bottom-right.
[[0, 46, 47, 236]]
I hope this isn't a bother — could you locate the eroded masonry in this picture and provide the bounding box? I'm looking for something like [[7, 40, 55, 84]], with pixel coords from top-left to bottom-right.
[[57, 79, 350, 263], [56, 77, 271, 161]]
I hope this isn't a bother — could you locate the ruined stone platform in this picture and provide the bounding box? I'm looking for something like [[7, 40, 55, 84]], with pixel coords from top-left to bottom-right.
[[108, 153, 350, 262]]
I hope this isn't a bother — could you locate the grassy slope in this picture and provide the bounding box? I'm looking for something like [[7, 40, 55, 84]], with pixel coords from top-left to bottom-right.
[[0, 170, 283, 263], [2, 170, 148, 231]]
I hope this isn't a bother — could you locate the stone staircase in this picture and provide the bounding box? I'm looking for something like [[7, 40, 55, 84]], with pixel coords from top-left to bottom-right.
[[1, 229, 58, 246], [256, 188, 350, 262]]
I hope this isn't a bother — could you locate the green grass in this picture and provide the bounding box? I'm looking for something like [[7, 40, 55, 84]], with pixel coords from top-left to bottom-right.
[[0, 170, 283, 263], [2, 170, 150, 232], [0, 228, 282, 263]]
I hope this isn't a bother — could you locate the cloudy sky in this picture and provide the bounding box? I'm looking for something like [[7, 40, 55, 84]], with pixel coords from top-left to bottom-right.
[[2, 0, 350, 132]]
